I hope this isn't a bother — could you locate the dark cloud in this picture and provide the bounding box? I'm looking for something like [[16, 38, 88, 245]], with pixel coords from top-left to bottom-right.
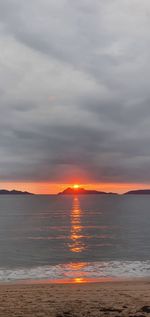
[[0, 0, 150, 184]]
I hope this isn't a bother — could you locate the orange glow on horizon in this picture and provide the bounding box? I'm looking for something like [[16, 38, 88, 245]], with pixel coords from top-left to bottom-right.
[[1, 181, 150, 194], [23, 277, 115, 284]]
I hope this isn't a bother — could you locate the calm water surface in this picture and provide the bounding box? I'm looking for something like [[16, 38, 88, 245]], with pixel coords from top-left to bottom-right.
[[0, 194, 150, 282]]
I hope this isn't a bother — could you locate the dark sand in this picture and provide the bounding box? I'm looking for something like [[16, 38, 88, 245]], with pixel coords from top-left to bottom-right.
[[0, 279, 150, 316]]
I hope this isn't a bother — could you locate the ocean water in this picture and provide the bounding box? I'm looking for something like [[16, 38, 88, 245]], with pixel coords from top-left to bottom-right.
[[0, 194, 150, 282]]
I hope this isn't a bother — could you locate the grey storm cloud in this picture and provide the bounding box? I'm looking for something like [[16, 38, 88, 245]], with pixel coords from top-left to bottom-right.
[[0, 0, 150, 183]]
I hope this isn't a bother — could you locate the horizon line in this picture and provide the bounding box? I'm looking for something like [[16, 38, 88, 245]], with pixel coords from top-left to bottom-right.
[[1, 185, 150, 195]]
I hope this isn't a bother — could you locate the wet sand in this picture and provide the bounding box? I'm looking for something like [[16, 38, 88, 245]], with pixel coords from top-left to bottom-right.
[[0, 279, 150, 316]]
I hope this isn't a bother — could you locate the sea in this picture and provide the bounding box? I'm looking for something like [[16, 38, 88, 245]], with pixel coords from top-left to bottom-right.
[[0, 194, 150, 283]]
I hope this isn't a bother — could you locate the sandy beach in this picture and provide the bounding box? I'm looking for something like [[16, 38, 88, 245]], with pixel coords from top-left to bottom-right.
[[0, 279, 150, 317]]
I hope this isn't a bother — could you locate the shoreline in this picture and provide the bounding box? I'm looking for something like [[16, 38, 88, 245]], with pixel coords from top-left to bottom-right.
[[0, 279, 150, 316]]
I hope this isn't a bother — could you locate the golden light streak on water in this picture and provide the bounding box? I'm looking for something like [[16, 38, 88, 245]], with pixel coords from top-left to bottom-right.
[[69, 196, 85, 253]]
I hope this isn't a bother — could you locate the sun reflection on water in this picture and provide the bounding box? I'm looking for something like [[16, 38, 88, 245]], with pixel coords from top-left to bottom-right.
[[69, 196, 85, 253]]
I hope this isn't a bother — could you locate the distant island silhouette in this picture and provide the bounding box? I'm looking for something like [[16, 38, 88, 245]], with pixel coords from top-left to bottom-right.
[[59, 187, 150, 195], [124, 189, 150, 195], [58, 187, 117, 195], [0, 190, 33, 195]]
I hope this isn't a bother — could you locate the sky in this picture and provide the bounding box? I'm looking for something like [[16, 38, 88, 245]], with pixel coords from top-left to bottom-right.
[[1, 0, 150, 194]]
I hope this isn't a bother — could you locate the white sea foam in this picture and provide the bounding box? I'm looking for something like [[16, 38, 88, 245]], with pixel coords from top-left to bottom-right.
[[0, 261, 150, 282]]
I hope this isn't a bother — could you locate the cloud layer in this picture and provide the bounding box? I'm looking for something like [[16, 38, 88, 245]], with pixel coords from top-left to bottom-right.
[[0, 0, 150, 183]]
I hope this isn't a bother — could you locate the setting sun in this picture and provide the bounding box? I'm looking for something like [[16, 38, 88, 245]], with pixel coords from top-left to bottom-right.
[[73, 184, 80, 189]]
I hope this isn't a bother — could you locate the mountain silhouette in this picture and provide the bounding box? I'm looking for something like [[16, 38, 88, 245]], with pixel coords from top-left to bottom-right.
[[124, 189, 150, 195], [0, 190, 33, 195], [58, 187, 117, 195]]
